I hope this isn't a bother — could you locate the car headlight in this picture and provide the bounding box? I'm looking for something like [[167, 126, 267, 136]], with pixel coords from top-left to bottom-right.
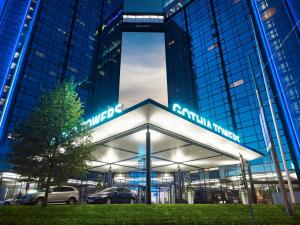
[[99, 194, 108, 198]]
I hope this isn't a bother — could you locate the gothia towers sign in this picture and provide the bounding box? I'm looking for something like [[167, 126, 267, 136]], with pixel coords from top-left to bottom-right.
[[172, 103, 240, 143]]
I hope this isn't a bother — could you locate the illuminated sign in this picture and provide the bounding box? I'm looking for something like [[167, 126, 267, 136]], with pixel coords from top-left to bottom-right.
[[172, 104, 240, 143], [84, 104, 123, 127]]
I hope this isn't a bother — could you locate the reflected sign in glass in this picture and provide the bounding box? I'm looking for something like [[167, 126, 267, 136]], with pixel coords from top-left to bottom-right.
[[84, 104, 123, 127], [259, 109, 271, 151], [172, 103, 240, 143]]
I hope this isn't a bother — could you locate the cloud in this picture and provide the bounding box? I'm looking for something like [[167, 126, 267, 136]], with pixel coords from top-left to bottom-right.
[[119, 32, 168, 108]]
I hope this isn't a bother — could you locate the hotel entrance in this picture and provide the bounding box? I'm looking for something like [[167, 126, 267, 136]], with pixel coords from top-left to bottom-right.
[[152, 186, 174, 204], [112, 172, 175, 204], [87, 100, 262, 204]]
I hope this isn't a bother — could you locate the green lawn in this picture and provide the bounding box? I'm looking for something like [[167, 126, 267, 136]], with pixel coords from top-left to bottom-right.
[[1, 204, 300, 225]]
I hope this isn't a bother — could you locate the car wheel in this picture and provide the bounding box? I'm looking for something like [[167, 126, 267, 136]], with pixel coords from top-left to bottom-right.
[[66, 197, 76, 205], [106, 198, 111, 204], [130, 199, 135, 204], [4, 202, 10, 206], [35, 197, 44, 206]]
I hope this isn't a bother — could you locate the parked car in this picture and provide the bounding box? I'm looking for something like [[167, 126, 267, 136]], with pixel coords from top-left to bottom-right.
[[87, 187, 135, 204], [3, 194, 22, 206], [19, 186, 79, 205]]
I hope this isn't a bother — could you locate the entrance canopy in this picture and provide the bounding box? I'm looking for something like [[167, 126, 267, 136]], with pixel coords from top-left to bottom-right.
[[88, 99, 262, 173]]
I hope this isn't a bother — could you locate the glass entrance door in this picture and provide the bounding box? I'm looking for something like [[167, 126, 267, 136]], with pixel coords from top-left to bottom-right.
[[151, 186, 174, 204]]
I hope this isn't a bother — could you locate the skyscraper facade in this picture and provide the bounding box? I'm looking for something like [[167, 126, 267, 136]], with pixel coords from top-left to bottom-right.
[[164, 0, 300, 183], [251, 0, 300, 176], [88, 0, 195, 113], [0, 0, 108, 171], [0, 0, 299, 200], [0, 0, 41, 170], [88, 1, 124, 113], [164, 15, 197, 111], [0, 0, 33, 91]]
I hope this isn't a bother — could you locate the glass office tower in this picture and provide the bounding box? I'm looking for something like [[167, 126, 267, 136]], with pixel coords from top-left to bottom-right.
[[89, 0, 194, 113], [165, 16, 197, 111], [1, 0, 299, 203], [0, 0, 105, 171], [164, 0, 300, 185], [0, 0, 33, 91], [88, 0, 124, 113], [0, 0, 40, 170], [251, 0, 300, 177]]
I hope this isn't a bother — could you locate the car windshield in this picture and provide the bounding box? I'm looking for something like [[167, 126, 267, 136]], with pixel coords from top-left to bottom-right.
[[37, 188, 53, 192], [27, 189, 38, 194], [37, 188, 46, 192], [6, 194, 20, 200], [99, 188, 116, 193]]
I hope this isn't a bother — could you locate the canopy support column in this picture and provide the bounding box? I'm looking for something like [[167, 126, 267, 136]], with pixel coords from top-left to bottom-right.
[[108, 164, 113, 187], [176, 164, 183, 203], [146, 127, 151, 204]]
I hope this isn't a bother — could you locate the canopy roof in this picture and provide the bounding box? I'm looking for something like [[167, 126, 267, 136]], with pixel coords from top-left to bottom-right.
[[88, 99, 263, 173]]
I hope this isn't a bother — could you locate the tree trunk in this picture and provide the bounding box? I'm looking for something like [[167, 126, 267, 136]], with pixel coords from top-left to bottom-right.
[[43, 164, 53, 207]]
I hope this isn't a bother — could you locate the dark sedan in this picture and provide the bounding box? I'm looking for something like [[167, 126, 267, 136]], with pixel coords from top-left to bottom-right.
[[87, 187, 135, 204]]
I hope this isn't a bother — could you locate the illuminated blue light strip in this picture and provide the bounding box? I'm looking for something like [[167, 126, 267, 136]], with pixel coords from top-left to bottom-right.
[[252, 1, 300, 154], [0, 0, 32, 99], [103, 9, 123, 30], [0, 0, 41, 139]]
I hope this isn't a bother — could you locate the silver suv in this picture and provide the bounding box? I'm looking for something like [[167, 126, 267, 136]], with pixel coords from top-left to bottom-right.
[[19, 186, 79, 205]]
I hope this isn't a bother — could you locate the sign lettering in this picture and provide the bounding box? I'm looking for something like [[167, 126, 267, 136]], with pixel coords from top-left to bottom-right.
[[84, 104, 123, 127], [172, 103, 240, 143]]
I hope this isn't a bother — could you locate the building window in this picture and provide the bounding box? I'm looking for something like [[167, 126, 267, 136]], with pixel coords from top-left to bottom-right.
[[10, 63, 16, 69], [7, 133, 13, 139], [49, 71, 57, 77], [35, 51, 45, 58], [168, 40, 175, 47], [14, 52, 20, 59], [230, 79, 245, 88], [262, 7, 277, 21], [68, 66, 79, 74], [0, 98, 5, 106], [77, 19, 86, 27], [4, 85, 10, 92], [208, 43, 218, 51]]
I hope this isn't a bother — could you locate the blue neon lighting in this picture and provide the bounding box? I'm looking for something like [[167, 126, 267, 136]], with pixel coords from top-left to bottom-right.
[[103, 9, 123, 31], [0, 0, 32, 99], [252, 1, 300, 156], [0, 0, 41, 139]]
